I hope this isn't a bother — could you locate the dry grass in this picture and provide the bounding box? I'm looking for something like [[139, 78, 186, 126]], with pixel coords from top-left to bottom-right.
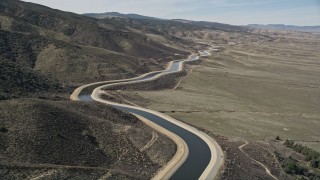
[[136, 31, 320, 150]]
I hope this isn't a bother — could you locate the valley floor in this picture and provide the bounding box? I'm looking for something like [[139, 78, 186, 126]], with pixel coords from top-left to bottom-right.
[[135, 32, 320, 151], [108, 30, 320, 179]]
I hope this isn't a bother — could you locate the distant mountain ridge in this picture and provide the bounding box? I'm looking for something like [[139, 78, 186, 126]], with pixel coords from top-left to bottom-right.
[[84, 12, 159, 20], [247, 24, 320, 33], [85, 12, 247, 32]]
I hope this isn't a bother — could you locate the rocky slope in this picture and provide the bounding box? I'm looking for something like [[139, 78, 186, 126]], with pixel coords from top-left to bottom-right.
[[0, 99, 176, 179], [0, 1, 182, 178], [0, 0, 188, 98]]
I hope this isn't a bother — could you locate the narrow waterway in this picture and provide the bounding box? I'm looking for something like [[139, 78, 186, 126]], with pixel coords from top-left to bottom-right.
[[78, 58, 212, 179]]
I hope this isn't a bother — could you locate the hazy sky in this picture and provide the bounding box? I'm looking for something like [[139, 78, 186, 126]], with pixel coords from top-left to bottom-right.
[[22, 0, 320, 26]]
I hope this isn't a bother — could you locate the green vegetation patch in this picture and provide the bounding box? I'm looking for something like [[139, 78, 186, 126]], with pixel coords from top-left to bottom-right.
[[284, 140, 320, 169]]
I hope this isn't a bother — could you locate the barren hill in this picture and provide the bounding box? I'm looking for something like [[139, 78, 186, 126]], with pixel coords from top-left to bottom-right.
[[0, 99, 176, 179], [0, 1, 183, 178], [0, 0, 188, 98]]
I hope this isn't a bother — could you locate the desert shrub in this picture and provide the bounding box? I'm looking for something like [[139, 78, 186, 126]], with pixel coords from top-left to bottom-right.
[[284, 139, 295, 147], [0, 127, 8, 133], [310, 159, 320, 169], [284, 158, 305, 175], [284, 139, 320, 169], [0, 93, 10, 100], [276, 151, 320, 179]]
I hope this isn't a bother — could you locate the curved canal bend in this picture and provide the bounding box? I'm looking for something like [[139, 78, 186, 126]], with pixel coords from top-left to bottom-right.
[[76, 55, 220, 179]]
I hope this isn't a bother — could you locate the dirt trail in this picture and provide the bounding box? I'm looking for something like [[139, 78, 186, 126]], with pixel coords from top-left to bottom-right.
[[1, 162, 113, 171], [173, 68, 194, 90], [1, 162, 136, 178], [30, 170, 60, 180], [238, 141, 278, 180], [140, 130, 159, 152], [100, 91, 140, 107]]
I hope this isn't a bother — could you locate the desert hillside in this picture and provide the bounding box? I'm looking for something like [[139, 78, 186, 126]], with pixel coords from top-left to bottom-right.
[[0, 0, 189, 93], [0, 1, 185, 178], [0, 99, 176, 179]]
